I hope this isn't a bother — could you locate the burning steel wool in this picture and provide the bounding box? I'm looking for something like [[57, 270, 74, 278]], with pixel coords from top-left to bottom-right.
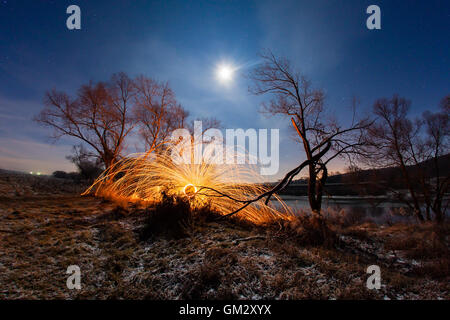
[[82, 144, 293, 224]]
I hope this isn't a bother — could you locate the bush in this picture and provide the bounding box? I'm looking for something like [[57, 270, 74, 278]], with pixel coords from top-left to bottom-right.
[[66, 145, 104, 182], [384, 224, 450, 260], [323, 207, 367, 227], [138, 193, 223, 241], [272, 214, 337, 248], [139, 193, 193, 240], [52, 170, 84, 182], [52, 171, 69, 179]]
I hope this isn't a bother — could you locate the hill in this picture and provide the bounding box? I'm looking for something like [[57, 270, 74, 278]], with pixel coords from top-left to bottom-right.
[[279, 154, 450, 196]]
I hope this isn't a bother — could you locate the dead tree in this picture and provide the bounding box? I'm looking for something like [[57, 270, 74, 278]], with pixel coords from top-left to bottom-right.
[[247, 51, 371, 214], [201, 141, 332, 218], [134, 76, 189, 155], [35, 72, 136, 169], [133, 76, 221, 157], [422, 96, 450, 222], [366, 95, 449, 223]]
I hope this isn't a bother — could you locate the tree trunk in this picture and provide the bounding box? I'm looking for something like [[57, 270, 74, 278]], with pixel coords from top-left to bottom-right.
[[307, 164, 320, 214], [102, 150, 116, 170], [397, 161, 424, 221]]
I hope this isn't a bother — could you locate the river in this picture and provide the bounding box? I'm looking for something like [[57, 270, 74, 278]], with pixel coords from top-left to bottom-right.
[[275, 195, 433, 224]]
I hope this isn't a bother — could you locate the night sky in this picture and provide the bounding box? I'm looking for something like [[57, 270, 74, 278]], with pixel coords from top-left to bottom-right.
[[0, 0, 448, 178]]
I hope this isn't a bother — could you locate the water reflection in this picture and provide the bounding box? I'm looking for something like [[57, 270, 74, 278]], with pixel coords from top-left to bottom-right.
[[276, 196, 426, 224]]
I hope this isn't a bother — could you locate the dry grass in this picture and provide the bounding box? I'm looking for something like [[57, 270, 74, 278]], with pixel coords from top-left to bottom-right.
[[0, 173, 448, 300], [265, 215, 338, 248]]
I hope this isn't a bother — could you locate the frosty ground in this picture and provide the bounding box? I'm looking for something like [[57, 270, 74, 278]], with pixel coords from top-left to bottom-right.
[[0, 171, 448, 299]]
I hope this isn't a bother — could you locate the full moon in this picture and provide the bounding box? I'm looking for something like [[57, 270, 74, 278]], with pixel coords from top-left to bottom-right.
[[216, 64, 234, 84]]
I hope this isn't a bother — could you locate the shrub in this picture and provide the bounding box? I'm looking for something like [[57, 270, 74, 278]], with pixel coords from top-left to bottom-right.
[[52, 171, 69, 179], [139, 193, 222, 241], [272, 214, 337, 248], [384, 224, 450, 260], [139, 193, 193, 240], [52, 170, 82, 182], [323, 207, 367, 227]]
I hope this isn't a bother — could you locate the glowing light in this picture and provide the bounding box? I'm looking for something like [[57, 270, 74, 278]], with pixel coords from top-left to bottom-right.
[[216, 64, 235, 84], [183, 184, 197, 198], [83, 143, 293, 224]]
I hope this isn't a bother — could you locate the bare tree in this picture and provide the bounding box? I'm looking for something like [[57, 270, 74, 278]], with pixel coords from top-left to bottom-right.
[[248, 51, 371, 214], [66, 144, 104, 181], [134, 76, 189, 154], [133, 75, 222, 157], [35, 72, 136, 169], [367, 95, 449, 222], [420, 98, 449, 222]]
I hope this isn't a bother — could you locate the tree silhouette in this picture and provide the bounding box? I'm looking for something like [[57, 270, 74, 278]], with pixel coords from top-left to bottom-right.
[[248, 51, 371, 214], [366, 95, 449, 222], [35, 72, 136, 169]]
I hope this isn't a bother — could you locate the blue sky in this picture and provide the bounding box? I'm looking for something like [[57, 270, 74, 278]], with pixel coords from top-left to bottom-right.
[[0, 0, 448, 178]]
